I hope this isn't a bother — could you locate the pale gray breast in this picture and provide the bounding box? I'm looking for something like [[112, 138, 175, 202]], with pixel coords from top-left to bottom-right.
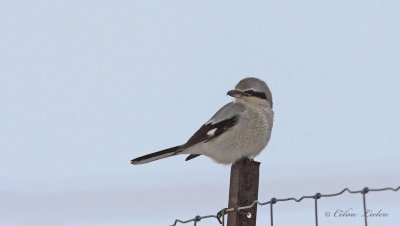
[[241, 105, 273, 155]]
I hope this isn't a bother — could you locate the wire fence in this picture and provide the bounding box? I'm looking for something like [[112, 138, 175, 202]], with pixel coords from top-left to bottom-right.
[[170, 185, 400, 226]]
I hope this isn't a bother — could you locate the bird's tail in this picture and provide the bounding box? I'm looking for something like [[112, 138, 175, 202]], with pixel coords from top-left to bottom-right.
[[131, 146, 182, 165]]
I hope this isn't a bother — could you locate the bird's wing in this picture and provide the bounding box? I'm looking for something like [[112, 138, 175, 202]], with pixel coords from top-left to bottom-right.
[[206, 102, 246, 124], [182, 102, 245, 156]]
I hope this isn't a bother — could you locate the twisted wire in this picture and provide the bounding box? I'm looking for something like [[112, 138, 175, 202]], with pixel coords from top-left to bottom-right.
[[169, 185, 400, 226]]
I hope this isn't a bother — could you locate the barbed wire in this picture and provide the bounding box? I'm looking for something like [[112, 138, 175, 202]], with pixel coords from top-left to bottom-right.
[[170, 185, 400, 226]]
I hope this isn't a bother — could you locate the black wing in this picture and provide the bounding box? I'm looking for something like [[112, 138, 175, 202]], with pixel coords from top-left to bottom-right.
[[183, 116, 239, 161]]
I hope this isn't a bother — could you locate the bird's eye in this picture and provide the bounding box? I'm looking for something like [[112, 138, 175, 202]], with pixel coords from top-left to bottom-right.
[[244, 90, 267, 100], [244, 90, 255, 96]]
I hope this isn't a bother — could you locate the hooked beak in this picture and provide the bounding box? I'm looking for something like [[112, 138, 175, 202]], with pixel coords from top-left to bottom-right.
[[227, 90, 245, 97]]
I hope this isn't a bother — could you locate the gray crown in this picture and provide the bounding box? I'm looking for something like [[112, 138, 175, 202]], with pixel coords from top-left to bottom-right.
[[235, 77, 273, 107]]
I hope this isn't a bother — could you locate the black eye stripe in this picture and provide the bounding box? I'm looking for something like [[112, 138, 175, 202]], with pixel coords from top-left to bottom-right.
[[244, 90, 267, 99]]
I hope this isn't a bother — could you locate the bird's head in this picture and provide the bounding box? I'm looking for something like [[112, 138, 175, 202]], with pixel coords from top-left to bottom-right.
[[227, 77, 273, 108]]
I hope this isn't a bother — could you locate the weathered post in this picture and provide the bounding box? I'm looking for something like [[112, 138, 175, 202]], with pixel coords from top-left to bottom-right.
[[227, 158, 260, 226]]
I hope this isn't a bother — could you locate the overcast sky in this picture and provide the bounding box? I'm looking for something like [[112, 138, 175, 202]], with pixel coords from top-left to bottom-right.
[[1, 0, 399, 225]]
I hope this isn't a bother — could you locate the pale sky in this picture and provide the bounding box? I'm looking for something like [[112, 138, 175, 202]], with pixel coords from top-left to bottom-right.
[[0, 0, 399, 225]]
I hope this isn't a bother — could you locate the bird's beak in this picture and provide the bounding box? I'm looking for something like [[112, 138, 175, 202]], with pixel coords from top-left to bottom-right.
[[227, 90, 244, 97]]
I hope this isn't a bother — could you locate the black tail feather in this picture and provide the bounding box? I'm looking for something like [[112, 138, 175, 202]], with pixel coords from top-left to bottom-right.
[[131, 146, 181, 165]]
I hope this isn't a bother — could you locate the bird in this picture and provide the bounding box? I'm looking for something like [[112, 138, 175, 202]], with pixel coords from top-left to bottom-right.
[[131, 77, 274, 165]]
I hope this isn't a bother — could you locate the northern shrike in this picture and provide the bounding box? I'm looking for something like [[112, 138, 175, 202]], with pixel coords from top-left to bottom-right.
[[131, 77, 274, 165]]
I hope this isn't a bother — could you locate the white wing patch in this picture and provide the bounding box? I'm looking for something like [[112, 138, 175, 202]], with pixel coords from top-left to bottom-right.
[[207, 128, 217, 137]]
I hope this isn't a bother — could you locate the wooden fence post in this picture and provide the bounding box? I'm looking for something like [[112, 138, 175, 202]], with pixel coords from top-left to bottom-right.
[[227, 158, 260, 226]]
